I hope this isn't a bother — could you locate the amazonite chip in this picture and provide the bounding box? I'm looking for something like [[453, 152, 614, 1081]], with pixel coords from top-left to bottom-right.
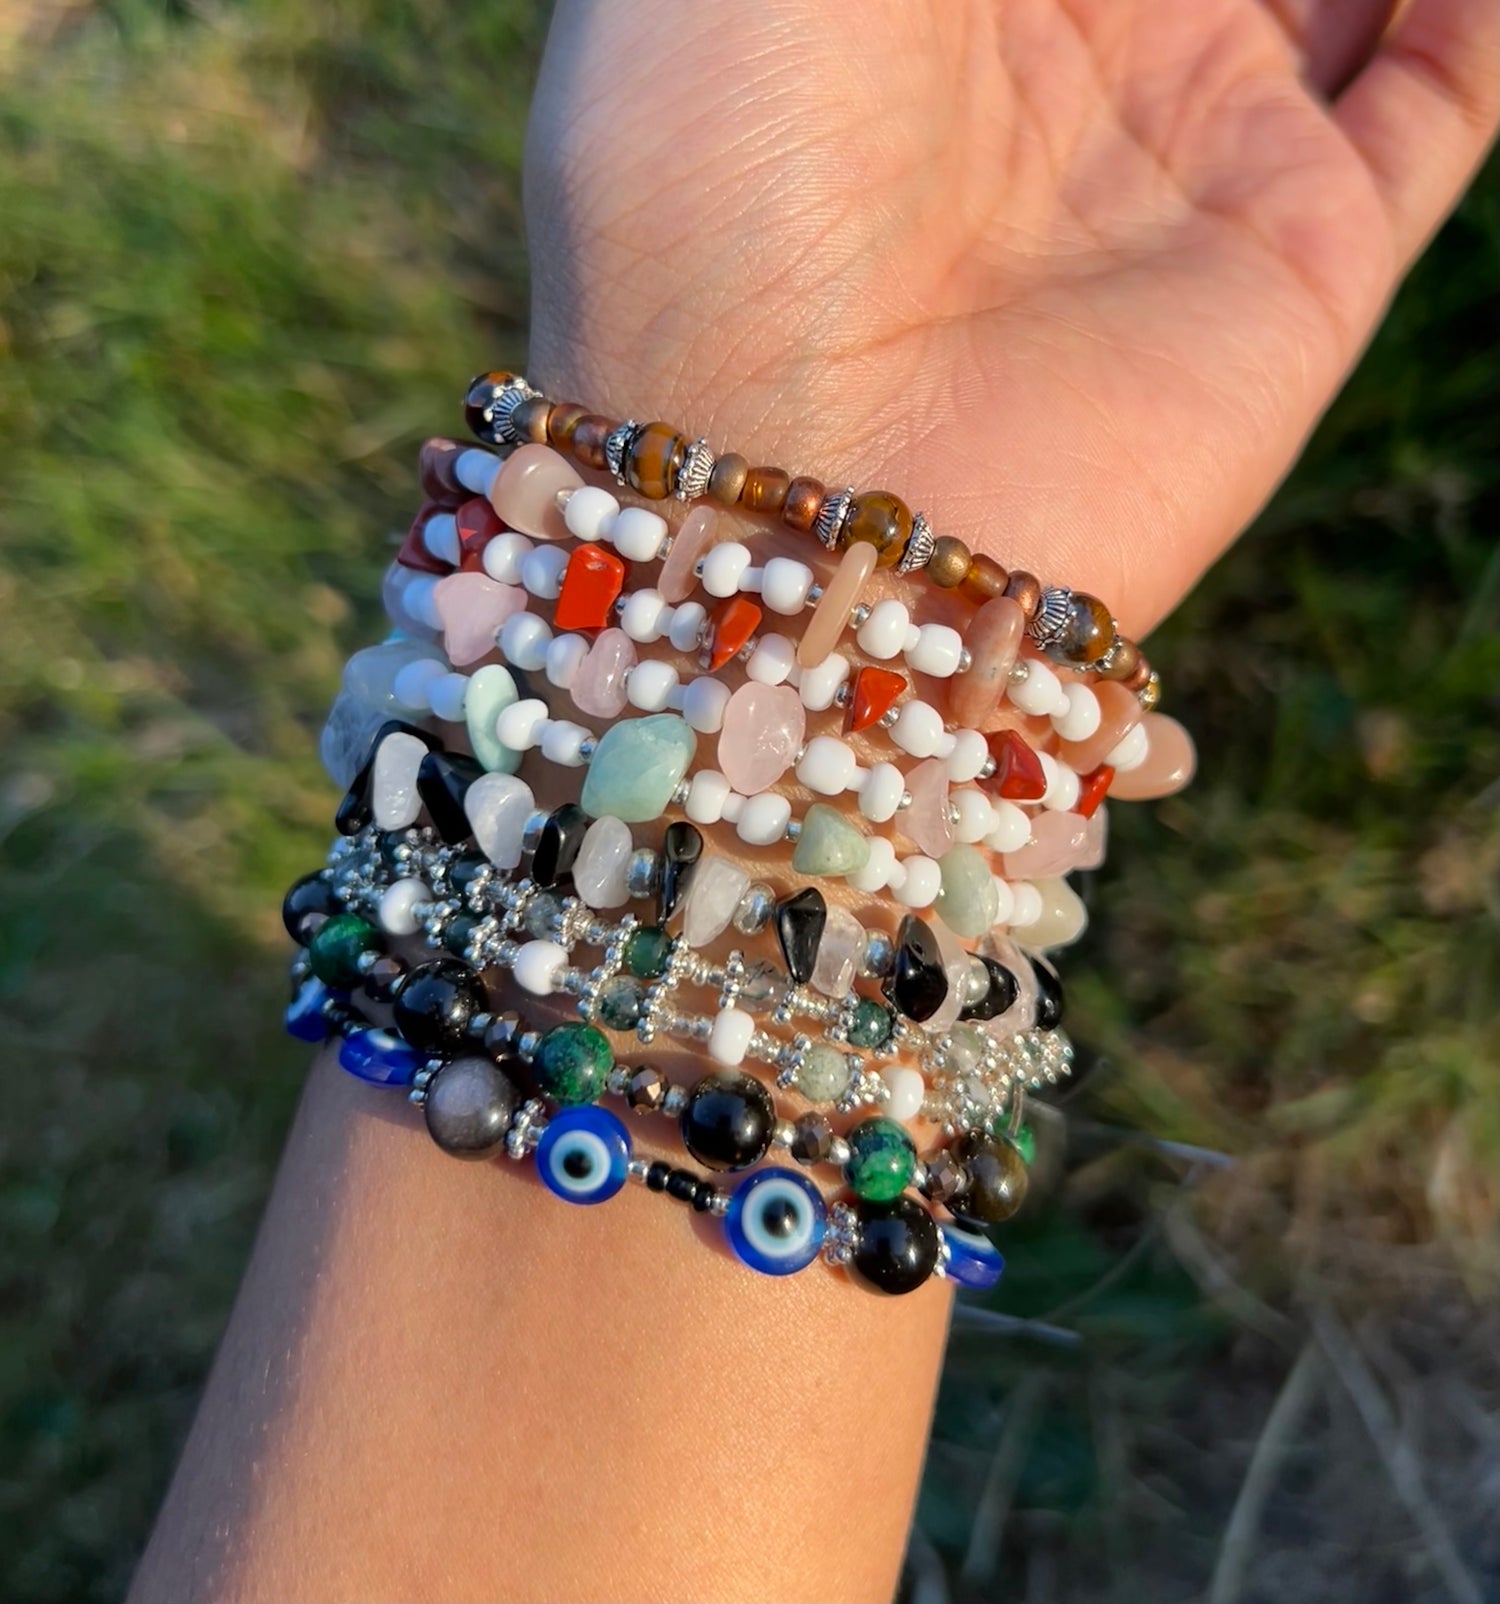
[[792, 803, 870, 877], [934, 844, 1000, 938], [466, 663, 521, 774], [579, 715, 697, 824]]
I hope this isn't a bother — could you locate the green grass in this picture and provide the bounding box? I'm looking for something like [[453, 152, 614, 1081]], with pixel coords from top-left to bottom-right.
[[0, 4, 1495, 1601]]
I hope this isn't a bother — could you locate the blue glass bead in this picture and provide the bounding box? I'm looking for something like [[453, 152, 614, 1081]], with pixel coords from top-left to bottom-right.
[[338, 1027, 421, 1087], [940, 1223, 1006, 1291], [536, 1106, 631, 1205], [284, 978, 335, 1043], [725, 1167, 827, 1277]]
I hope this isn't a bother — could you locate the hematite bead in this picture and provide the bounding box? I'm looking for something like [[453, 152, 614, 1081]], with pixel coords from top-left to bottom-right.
[[416, 750, 484, 845], [424, 1056, 519, 1158], [959, 956, 1020, 1022], [844, 1117, 917, 1203], [307, 913, 382, 989], [534, 803, 589, 888], [1033, 962, 1065, 1030], [534, 1021, 613, 1105], [883, 915, 949, 1023], [680, 1071, 775, 1171], [659, 820, 703, 924], [952, 1133, 1029, 1224], [282, 873, 339, 944], [392, 958, 485, 1054], [789, 1111, 835, 1165], [850, 1197, 940, 1295], [774, 887, 827, 985]]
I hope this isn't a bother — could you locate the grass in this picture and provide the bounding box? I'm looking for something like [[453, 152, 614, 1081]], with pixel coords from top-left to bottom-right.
[[0, 3, 1495, 1601]]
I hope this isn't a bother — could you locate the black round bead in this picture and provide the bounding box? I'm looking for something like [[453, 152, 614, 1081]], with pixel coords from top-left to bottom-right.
[[1033, 962, 1065, 1030], [679, 1072, 775, 1172], [850, 1197, 941, 1295], [442, 914, 480, 957], [392, 959, 486, 1053], [447, 850, 490, 901], [282, 873, 339, 945]]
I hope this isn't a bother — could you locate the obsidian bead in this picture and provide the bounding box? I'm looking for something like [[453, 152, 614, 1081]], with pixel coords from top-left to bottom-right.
[[883, 915, 949, 1023], [850, 1197, 941, 1295], [774, 887, 827, 985], [659, 820, 704, 924], [534, 803, 589, 887], [416, 751, 484, 845], [952, 1133, 1029, 1224], [392, 959, 486, 1054], [959, 956, 1019, 1022], [335, 720, 434, 837], [645, 1160, 672, 1192], [665, 1168, 701, 1204], [680, 1071, 775, 1172], [447, 850, 490, 902], [1033, 961, 1065, 1030], [282, 873, 339, 944]]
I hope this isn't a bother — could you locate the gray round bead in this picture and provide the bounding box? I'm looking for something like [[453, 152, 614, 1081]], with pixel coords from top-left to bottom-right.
[[424, 1055, 519, 1158], [733, 881, 776, 935], [862, 929, 896, 978], [625, 846, 660, 900]]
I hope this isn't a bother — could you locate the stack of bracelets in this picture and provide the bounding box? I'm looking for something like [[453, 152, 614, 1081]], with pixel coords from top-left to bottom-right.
[[283, 371, 1195, 1297]]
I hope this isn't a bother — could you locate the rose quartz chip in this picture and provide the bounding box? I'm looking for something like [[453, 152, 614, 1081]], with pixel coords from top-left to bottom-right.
[[432, 572, 526, 667], [659, 506, 721, 603], [902, 757, 954, 858], [1109, 714, 1197, 799], [1058, 681, 1142, 773], [570, 629, 637, 718], [797, 543, 876, 669], [948, 596, 1024, 727], [717, 682, 805, 793], [488, 443, 582, 541], [1077, 807, 1108, 870], [1001, 809, 1091, 879]]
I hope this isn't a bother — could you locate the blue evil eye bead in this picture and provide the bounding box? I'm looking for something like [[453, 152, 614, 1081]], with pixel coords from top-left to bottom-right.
[[284, 977, 335, 1043], [939, 1222, 1005, 1291], [338, 1027, 421, 1087], [725, 1167, 827, 1277], [536, 1106, 631, 1205]]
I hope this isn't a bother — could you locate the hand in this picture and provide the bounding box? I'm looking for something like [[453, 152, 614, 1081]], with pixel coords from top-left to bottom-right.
[[525, 0, 1496, 633]]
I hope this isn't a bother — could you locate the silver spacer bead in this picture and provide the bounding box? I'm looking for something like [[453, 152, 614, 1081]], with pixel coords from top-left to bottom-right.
[[896, 511, 936, 574], [662, 1083, 689, 1118], [1028, 586, 1073, 648], [478, 374, 540, 446], [675, 436, 715, 501], [708, 1190, 731, 1218], [771, 1118, 796, 1149], [603, 419, 641, 485], [955, 649, 973, 674], [814, 487, 856, 550]]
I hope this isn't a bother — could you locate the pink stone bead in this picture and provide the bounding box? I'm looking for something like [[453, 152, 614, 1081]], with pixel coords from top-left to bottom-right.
[[1000, 810, 1092, 879], [796, 543, 876, 669], [488, 443, 581, 541], [1109, 714, 1197, 799], [717, 682, 805, 793], [1077, 807, 1108, 870], [659, 506, 720, 604], [902, 757, 954, 858], [431, 572, 526, 667], [570, 629, 637, 718], [1057, 681, 1142, 773], [948, 596, 1024, 727]]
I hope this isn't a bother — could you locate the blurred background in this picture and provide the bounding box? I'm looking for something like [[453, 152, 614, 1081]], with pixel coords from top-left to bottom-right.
[[0, 3, 1495, 1601]]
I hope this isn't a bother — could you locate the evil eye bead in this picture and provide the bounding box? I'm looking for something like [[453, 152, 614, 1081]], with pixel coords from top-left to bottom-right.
[[725, 1167, 827, 1277], [284, 977, 335, 1043], [338, 1027, 422, 1087], [939, 1222, 1006, 1291], [536, 1105, 631, 1206]]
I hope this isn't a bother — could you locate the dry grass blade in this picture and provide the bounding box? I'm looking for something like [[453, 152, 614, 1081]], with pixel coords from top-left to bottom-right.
[[959, 1372, 1050, 1588]]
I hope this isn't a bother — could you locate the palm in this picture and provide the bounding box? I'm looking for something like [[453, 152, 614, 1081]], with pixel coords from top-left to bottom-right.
[[526, 0, 1495, 630]]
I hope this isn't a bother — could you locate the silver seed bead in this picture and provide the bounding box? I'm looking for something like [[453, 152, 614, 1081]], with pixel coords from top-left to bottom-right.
[[828, 1136, 852, 1168]]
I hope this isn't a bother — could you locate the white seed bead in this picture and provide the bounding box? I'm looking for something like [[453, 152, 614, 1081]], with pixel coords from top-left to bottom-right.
[[944, 728, 990, 783], [746, 633, 796, 685], [540, 720, 592, 766], [907, 622, 964, 678], [481, 531, 532, 585], [1040, 755, 1081, 812], [700, 541, 752, 598], [991, 876, 1015, 925], [952, 788, 997, 843], [856, 598, 911, 660], [422, 512, 460, 567], [1107, 722, 1150, 771], [610, 505, 669, 562], [620, 588, 668, 642], [890, 699, 945, 759], [1010, 657, 1068, 717], [858, 762, 905, 823], [1053, 681, 1102, 742], [545, 633, 589, 690], [760, 556, 816, 614], [498, 612, 552, 670], [667, 600, 707, 653], [521, 543, 569, 600], [392, 657, 448, 712], [455, 448, 502, 497], [796, 653, 850, 711], [427, 672, 471, 725], [1009, 883, 1043, 928], [403, 575, 443, 632], [894, 855, 941, 908], [708, 1007, 755, 1066], [682, 676, 731, 733], [377, 877, 430, 937], [627, 658, 679, 711], [495, 698, 549, 752], [848, 835, 898, 894], [796, 735, 859, 796], [735, 793, 792, 846], [561, 484, 620, 542], [685, 769, 733, 825], [882, 1066, 926, 1124], [513, 940, 568, 996], [984, 801, 1032, 854]]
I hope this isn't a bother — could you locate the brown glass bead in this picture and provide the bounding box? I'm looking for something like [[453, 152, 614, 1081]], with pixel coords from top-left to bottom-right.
[[840, 490, 912, 568], [707, 452, 750, 506], [571, 414, 615, 471], [1139, 669, 1163, 710], [742, 466, 791, 516], [626, 422, 687, 500], [1057, 591, 1115, 664], [1099, 638, 1141, 682], [511, 395, 553, 444], [782, 476, 826, 533], [955, 1134, 1028, 1223], [927, 536, 972, 589], [1120, 653, 1153, 693], [959, 553, 1010, 605], [463, 371, 520, 441], [546, 402, 589, 450], [1003, 570, 1043, 618]]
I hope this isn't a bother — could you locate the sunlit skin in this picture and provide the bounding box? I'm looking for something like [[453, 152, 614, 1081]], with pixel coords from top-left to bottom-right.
[[133, 3, 1494, 1600]]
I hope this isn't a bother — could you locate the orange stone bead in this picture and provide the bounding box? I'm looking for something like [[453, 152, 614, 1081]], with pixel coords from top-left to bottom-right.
[[626, 422, 686, 500], [703, 595, 763, 671], [1074, 764, 1115, 819], [846, 666, 907, 734], [979, 729, 1047, 801], [1057, 681, 1142, 773], [840, 490, 912, 568], [554, 543, 626, 632]]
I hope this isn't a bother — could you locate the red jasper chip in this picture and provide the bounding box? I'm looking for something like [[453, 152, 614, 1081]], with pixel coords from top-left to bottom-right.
[[846, 666, 907, 734], [980, 729, 1047, 801], [1074, 764, 1114, 819], [396, 499, 452, 575], [455, 497, 505, 572], [554, 542, 626, 632], [703, 595, 763, 672], [418, 437, 469, 505]]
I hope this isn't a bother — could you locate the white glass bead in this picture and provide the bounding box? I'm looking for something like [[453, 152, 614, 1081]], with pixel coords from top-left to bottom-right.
[[378, 876, 430, 937], [708, 1007, 755, 1066], [990, 875, 1015, 925], [464, 773, 535, 869], [985, 800, 1031, 854], [545, 633, 589, 690], [760, 557, 816, 614], [682, 676, 731, 733], [627, 658, 679, 711], [481, 531, 533, 585], [620, 588, 668, 642], [1009, 882, 1043, 927], [700, 542, 752, 598], [455, 448, 502, 497], [890, 699, 944, 758], [796, 735, 858, 796], [574, 816, 633, 909], [391, 657, 447, 712], [1040, 755, 1081, 812], [422, 512, 460, 567], [858, 762, 905, 823], [611, 505, 669, 562], [735, 793, 792, 846], [667, 601, 707, 653], [685, 770, 732, 825], [1009, 657, 1068, 717], [513, 940, 567, 996], [402, 575, 443, 632], [847, 835, 897, 894], [427, 672, 471, 725], [796, 653, 849, 711], [495, 698, 549, 752], [908, 623, 964, 677], [520, 543, 569, 599], [498, 612, 552, 670], [370, 731, 427, 829], [561, 484, 619, 542], [1053, 682, 1101, 742], [945, 728, 989, 783], [1106, 722, 1150, 771], [894, 855, 941, 908], [745, 633, 796, 685], [856, 598, 911, 659], [540, 720, 592, 766], [951, 788, 997, 843], [882, 1066, 926, 1124]]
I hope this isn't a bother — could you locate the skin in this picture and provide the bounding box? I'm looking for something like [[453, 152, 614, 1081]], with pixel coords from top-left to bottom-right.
[[133, 2, 1495, 1600]]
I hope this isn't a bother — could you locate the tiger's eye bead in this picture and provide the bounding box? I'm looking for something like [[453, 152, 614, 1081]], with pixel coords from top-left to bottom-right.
[[1053, 591, 1115, 664], [958, 553, 1009, 604], [927, 536, 972, 589], [841, 490, 911, 568], [782, 476, 826, 533], [742, 466, 791, 516], [511, 395, 553, 445], [626, 422, 687, 500], [571, 414, 616, 471], [463, 371, 521, 441], [1100, 637, 1141, 682], [546, 402, 589, 450], [1003, 570, 1042, 617], [708, 452, 750, 506]]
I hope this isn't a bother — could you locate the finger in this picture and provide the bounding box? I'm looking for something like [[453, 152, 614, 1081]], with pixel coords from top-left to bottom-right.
[[1334, 0, 1500, 263], [1258, 0, 1398, 95]]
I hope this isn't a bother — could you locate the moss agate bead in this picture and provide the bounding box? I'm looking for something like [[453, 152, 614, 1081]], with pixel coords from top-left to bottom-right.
[[847, 998, 894, 1050], [595, 975, 646, 1030], [840, 490, 912, 569], [535, 1022, 613, 1106], [844, 1117, 917, 1202], [306, 913, 381, 989], [624, 925, 672, 979], [850, 1197, 940, 1295]]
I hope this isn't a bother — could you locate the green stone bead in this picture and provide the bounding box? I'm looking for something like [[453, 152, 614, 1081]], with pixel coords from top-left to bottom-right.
[[934, 843, 1001, 938], [844, 1116, 917, 1203], [1013, 1123, 1036, 1166], [624, 925, 672, 979], [306, 912, 381, 989], [847, 998, 894, 1050], [534, 1022, 613, 1106], [796, 1043, 851, 1102], [579, 714, 696, 823], [791, 803, 870, 877], [466, 664, 521, 774], [595, 975, 646, 1031]]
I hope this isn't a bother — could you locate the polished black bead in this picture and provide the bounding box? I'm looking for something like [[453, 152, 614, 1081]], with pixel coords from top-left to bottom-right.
[[282, 873, 339, 944], [959, 956, 1019, 1022], [658, 820, 704, 924], [645, 1159, 672, 1193], [680, 1071, 775, 1172], [377, 831, 411, 873], [1033, 961, 1065, 1030], [533, 803, 589, 888], [416, 750, 484, 845], [691, 1185, 717, 1214], [850, 1197, 941, 1295], [883, 915, 949, 1023], [442, 914, 479, 958], [391, 959, 486, 1053], [774, 887, 827, 985], [447, 850, 490, 902], [335, 720, 434, 837], [665, 1168, 700, 1204], [362, 953, 410, 1002]]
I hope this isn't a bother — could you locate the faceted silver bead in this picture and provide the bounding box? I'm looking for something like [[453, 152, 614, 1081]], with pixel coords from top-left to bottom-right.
[[675, 436, 715, 501], [896, 511, 936, 574], [625, 846, 660, 900], [603, 419, 640, 485], [814, 487, 856, 550], [1027, 586, 1073, 648]]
